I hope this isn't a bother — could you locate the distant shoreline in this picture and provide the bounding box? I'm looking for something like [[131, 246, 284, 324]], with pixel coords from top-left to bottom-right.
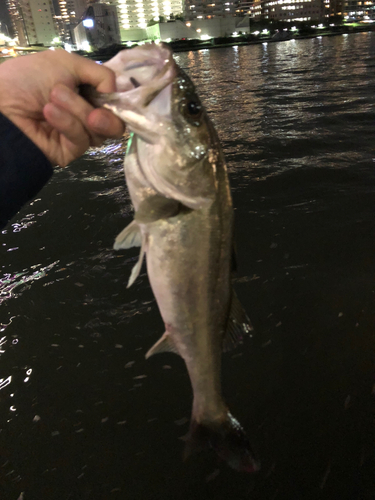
[[84, 24, 375, 61], [1, 24, 373, 65]]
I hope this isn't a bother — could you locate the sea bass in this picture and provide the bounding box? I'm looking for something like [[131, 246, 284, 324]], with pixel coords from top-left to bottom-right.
[[85, 43, 259, 472]]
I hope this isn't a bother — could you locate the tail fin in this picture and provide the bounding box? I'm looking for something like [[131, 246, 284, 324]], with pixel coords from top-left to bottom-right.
[[184, 412, 260, 473]]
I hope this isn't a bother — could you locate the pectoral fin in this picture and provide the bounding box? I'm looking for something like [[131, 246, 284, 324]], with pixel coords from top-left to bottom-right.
[[135, 194, 180, 223], [145, 332, 179, 359], [223, 290, 253, 352], [114, 220, 142, 250]]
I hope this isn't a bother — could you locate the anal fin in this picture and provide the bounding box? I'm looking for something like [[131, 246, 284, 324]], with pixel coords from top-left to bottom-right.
[[223, 289, 253, 352], [145, 332, 180, 359]]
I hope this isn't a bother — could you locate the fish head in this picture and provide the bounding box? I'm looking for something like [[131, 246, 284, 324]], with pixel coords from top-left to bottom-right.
[[104, 43, 173, 92], [133, 65, 219, 210], [98, 44, 221, 210]]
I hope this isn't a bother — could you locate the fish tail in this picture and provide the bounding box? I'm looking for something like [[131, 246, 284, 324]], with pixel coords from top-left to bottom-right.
[[183, 412, 260, 473]]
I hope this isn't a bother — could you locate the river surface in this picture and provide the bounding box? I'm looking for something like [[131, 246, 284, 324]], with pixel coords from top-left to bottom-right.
[[1, 33, 375, 499]]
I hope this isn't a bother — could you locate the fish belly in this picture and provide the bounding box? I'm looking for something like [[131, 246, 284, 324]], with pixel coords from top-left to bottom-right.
[[145, 208, 231, 421]]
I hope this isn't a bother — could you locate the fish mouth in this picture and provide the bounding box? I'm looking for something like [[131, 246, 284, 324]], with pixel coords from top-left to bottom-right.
[[80, 43, 177, 129], [104, 42, 176, 93]]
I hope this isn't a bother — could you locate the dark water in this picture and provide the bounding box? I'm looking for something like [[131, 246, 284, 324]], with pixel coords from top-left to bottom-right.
[[1, 33, 375, 499]]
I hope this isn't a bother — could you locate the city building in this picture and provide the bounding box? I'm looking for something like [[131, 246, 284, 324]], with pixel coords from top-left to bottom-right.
[[185, 0, 238, 20], [6, 0, 29, 44], [7, 0, 58, 45], [73, 3, 120, 49], [251, 0, 350, 21], [235, 0, 253, 15], [112, 0, 184, 40], [251, 0, 325, 21], [344, 0, 375, 20], [58, 0, 87, 23], [56, 0, 88, 43]]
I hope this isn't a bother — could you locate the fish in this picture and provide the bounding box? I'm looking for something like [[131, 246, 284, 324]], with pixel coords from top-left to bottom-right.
[[84, 43, 259, 473]]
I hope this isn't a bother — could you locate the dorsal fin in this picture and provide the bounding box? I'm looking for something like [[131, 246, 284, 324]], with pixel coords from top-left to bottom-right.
[[223, 289, 253, 352], [145, 332, 180, 359]]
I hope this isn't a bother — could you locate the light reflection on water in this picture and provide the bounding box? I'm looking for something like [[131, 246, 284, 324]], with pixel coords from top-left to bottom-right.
[[0, 33, 374, 499]]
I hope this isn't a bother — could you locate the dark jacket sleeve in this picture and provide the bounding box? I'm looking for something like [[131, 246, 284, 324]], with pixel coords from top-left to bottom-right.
[[0, 113, 53, 229]]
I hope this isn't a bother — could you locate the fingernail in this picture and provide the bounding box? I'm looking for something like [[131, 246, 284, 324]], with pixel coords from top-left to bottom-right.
[[54, 87, 70, 103], [94, 115, 110, 132]]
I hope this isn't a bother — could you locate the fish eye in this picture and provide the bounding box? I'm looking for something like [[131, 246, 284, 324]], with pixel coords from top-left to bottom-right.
[[180, 98, 203, 124], [187, 101, 201, 116]]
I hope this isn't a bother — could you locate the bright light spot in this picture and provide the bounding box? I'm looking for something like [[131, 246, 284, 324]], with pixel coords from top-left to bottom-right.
[[49, 47, 55, 51], [52, 37, 60, 43], [262, 29, 268, 34], [82, 41, 91, 51], [186, 22, 191, 27], [1, 49, 9, 54], [126, 41, 133, 46], [83, 18, 94, 28], [0, 376, 12, 390], [201, 34, 211, 40], [64, 43, 72, 52], [291, 26, 297, 31], [165, 37, 172, 42], [253, 30, 260, 35], [318, 23, 323, 28], [196, 28, 201, 32]]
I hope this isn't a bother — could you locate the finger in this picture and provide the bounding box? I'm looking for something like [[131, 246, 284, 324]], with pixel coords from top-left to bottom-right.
[[87, 108, 125, 139], [43, 102, 90, 162], [50, 83, 93, 122], [70, 54, 117, 93], [50, 84, 104, 146]]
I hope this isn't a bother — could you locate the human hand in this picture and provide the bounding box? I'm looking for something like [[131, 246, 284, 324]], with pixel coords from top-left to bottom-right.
[[0, 49, 125, 167]]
